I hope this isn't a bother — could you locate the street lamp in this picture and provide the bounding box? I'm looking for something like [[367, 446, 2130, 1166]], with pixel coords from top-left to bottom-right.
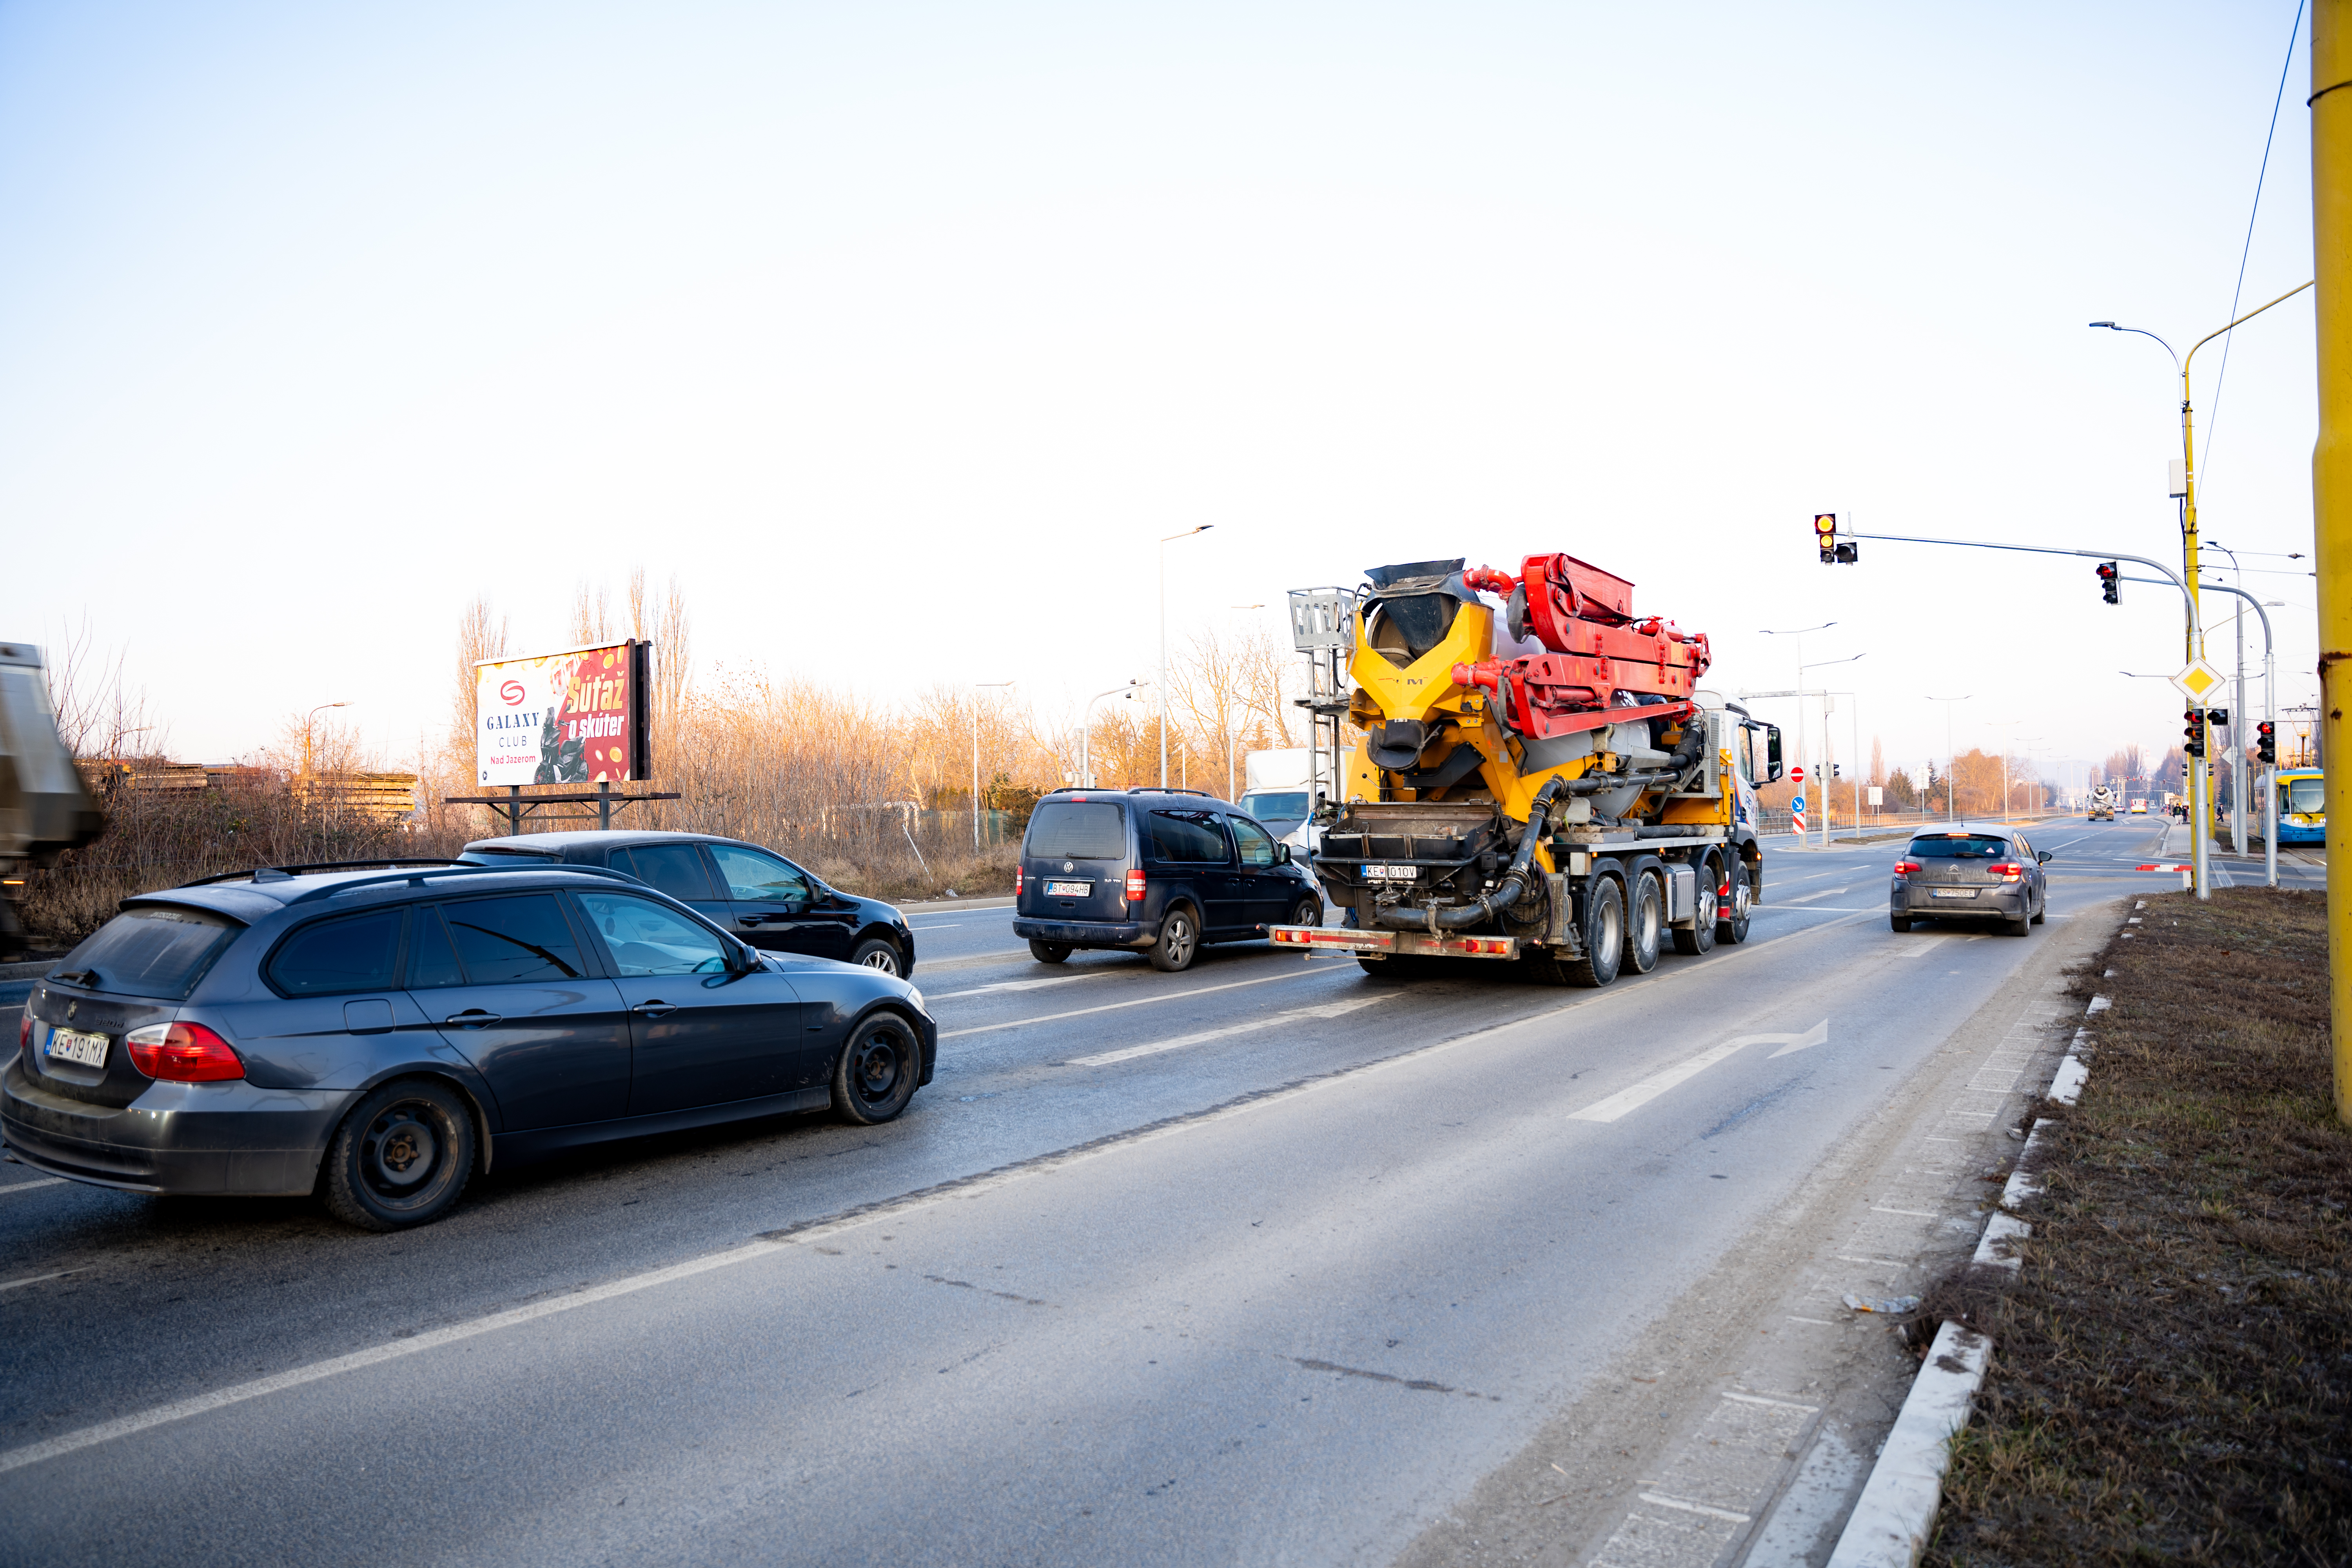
[[1798, 652, 1864, 847], [2091, 278, 2310, 902], [972, 682, 1015, 850], [1080, 681, 1147, 791], [1159, 526, 1213, 788], [302, 702, 350, 783], [1760, 622, 1835, 828], [1926, 695, 1970, 824]]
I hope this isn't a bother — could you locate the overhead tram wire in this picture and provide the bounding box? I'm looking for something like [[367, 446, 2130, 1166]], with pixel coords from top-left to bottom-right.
[[2201, 0, 2308, 483]]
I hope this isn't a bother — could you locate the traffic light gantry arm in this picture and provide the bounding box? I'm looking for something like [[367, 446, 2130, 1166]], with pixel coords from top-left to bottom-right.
[[1835, 528, 2206, 648]]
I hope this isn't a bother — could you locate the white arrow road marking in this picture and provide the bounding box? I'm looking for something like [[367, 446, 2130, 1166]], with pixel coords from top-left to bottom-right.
[[1067, 995, 1384, 1067], [1569, 1020, 1830, 1123]]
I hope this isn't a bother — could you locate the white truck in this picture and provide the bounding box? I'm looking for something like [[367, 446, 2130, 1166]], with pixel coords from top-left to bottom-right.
[[2087, 785, 2116, 822], [1237, 748, 1316, 849]]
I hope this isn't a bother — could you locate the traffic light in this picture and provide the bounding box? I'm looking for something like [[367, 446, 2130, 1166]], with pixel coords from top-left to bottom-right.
[[1813, 514, 1857, 564], [1831, 763, 1842, 779], [2258, 720, 2277, 765], [2207, 707, 2229, 730], [2096, 561, 2120, 604], [2183, 707, 2205, 759]]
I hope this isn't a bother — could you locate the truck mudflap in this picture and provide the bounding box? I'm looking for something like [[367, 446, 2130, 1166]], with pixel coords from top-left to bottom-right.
[[1265, 925, 1517, 960]]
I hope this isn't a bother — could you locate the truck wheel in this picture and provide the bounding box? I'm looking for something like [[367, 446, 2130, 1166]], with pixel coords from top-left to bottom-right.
[[1715, 868, 1753, 945], [1622, 871, 1662, 975], [1671, 861, 1718, 956], [1149, 906, 1200, 972], [1564, 880, 1624, 988]]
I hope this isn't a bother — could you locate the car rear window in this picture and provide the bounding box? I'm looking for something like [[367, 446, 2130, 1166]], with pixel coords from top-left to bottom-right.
[[53, 905, 239, 1000], [1026, 802, 1126, 860], [267, 910, 405, 996], [438, 894, 586, 983], [1908, 835, 2011, 858]]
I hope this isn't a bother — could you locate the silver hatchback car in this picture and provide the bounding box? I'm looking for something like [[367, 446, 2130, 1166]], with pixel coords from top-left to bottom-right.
[[1889, 826, 2051, 936]]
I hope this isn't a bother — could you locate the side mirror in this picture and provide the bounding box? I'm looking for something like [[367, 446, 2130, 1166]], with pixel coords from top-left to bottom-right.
[[2036, 851, 2053, 864], [1277, 844, 1293, 864]]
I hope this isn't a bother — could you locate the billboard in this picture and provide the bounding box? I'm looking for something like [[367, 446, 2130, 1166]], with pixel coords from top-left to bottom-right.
[[474, 641, 653, 787]]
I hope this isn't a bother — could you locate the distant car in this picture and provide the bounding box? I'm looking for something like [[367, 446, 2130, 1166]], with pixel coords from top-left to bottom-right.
[[461, 830, 916, 976], [3, 862, 935, 1230], [2129, 800, 2150, 815], [1889, 826, 2051, 937], [1013, 788, 1323, 971]]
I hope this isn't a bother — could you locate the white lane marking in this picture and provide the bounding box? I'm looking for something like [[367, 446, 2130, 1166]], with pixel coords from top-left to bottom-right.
[[0, 1267, 87, 1294], [1784, 888, 1851, 903], [1764, 1020, 1831, 1059], [1759, 905, 1878, 915], [933, 973, 1100, 1000], [0, 1179, 67, 1198], [1066, 995, 1383, 1067], [1786, 1316, 1837, 1326], [1722, 1390, 1819, 1411], [906, 923, 963, 931], [939, 966, 1321, 1039], [1871, 1207, 1939, 1218], [1834, 1255, 1906, 1267], [1637, 1492, 1752, 1524], [1570, 1021, 1827, 1123]]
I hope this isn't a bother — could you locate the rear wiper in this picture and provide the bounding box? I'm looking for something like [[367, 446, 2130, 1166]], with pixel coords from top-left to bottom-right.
[[52, 969, 101, 989]]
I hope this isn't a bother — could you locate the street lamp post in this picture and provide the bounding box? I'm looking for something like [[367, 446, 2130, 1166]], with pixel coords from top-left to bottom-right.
[[2206, 542, 2252, 857], [972, 682, 1016, 850], [1926, 695, 1970, 824], [303, 702, 350, 787], [1159, 526, 1212, 788], [1080, 681, 1147, 791], [1799, 652, 1865, 847], [1762, 622, 1835, 839], [2092, 279, 2311, 902]]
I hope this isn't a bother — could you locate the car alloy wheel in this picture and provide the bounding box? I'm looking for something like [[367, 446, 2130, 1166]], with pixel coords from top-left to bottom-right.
[[851, 938, 903, 975]]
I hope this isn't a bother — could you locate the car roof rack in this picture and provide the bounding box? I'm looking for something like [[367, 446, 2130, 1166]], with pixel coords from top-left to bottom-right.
[[177, 858, 474, 889]]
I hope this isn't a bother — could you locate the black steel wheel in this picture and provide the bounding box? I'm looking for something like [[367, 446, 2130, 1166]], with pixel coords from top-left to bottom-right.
[[1672, 858, 1718, 956], [1148, 906, 1200, 972], [1564, 879, 1624, 988], [1715, 865, 1753, 945], [1288, 896, 1323, 931], [1622, 871, 1662, 975], [1028, 939, 1073, 964], [833, 1012, 920, 1125], [322, 1079, 475, 1233], [851, 937, 904, 976]]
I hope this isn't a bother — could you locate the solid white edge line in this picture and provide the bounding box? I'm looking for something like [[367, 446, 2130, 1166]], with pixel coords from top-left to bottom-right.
[[0, 1178, 66, 1197]]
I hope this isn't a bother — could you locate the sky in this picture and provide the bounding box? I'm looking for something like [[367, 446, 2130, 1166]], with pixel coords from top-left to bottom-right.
[[0, 1, 2326, 791]]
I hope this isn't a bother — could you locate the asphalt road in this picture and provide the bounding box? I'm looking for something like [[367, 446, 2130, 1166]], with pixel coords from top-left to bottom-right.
[[0, 820, 2205, 1564]]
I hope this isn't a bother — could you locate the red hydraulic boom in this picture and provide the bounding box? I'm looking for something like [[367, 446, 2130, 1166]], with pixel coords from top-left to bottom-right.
[[1451, 553, 1712, 740]]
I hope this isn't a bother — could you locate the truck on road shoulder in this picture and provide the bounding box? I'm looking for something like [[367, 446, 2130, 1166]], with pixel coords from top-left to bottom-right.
[[1267, 555, 1780, 986], [0, 642, 103, 957]]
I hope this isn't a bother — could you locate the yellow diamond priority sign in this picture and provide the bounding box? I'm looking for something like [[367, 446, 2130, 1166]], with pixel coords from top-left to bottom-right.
[[2172, 659, 2227, 704]]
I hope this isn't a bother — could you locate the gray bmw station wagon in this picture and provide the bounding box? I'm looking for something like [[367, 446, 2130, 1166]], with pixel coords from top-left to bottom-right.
[[3, 860, 935, 1230]]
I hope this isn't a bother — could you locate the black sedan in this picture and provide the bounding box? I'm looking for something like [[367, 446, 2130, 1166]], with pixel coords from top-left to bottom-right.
[[2, 862, 934, 1230], [461, 830, 917, 976]]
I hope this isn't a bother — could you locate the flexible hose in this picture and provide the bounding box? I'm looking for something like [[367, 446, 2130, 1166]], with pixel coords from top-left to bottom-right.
[[1372, 776, 1567, 933]]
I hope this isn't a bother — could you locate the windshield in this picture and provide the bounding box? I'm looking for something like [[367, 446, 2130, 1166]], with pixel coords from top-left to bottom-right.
[[56, 905, 240, 999], [1238, 790, 1310, 821], [1908, 835, 2011, 859], [2286, 777, 2325, 815], [1025, 802, 1126, 860]]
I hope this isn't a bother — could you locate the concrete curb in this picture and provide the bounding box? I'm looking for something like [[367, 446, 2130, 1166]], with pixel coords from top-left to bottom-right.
[[1824, 989, 2103, 1564], [898, 895, 1015, 913]]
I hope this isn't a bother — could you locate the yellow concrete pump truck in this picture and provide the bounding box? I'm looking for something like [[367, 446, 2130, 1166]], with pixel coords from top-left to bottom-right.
[[1267, 555, 1781, 985]]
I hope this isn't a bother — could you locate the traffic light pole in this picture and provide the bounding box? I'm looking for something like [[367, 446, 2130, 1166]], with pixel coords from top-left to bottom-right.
[[1837, 527, 2212, 897], [2125, 573, 2278, 887]]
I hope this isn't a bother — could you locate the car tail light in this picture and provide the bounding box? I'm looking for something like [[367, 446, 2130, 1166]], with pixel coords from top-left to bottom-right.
[[16, 1014, 29, 1051], [1014, 867, 1022, 897], [125, 1022, 245, 1082], [1986, 862, 2024, 881], [1892, 860, 1920, 875], [1125, 869, 1146, 902]]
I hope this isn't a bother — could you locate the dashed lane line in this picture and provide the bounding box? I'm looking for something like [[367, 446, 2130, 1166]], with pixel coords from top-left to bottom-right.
[[1066, 995, 1384, 1067], [0, 1179, 67, 1198], [938, 965, 1327, 1039]]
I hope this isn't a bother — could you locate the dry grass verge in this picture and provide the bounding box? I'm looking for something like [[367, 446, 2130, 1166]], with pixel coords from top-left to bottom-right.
[[1924, 887, 2350, 1565]]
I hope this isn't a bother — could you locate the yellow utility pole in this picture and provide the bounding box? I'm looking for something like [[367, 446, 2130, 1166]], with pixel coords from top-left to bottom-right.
[[2315, 0, 2352, 1122]]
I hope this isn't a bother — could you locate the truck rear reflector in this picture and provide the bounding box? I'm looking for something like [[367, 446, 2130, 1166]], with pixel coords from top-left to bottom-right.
[[1266, 926, 1518, 960]]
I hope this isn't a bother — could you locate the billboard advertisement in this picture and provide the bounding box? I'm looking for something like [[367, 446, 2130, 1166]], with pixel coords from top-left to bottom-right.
[[474, 641, 653, 787]]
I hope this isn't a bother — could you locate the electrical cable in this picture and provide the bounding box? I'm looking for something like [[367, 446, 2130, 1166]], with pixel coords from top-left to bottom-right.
[[2202, 0, 2308, 483]]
